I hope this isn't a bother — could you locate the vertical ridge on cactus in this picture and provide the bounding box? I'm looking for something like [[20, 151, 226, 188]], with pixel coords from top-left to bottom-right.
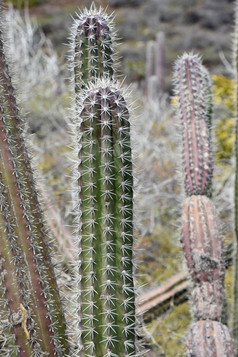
[[0, 8, 69, 356], [72, 80, 136, 357], [69, 3, 116, 95], [174, 53, 213, 196]]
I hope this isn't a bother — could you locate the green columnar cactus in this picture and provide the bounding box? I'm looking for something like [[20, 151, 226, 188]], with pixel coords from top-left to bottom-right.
[[0, 9, 69, 357], [70, 4, 115, 95], [174, 53, 235, 356], [72, 80, 136, 357], [233, 0, 238, 350]]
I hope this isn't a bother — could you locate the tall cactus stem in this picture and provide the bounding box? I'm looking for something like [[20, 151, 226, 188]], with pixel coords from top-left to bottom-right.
[[174, 53, 213, 196], [73, 80, 136, 357], [0, 8, 69, 356]]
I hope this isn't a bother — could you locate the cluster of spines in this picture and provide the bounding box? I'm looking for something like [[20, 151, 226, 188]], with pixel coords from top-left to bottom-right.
[[0, 9, 69, 356], [69, 3, 116, 96], [174, 53, 213, 196], [174, 53, 235, 356], [73, 80, 136, 357]]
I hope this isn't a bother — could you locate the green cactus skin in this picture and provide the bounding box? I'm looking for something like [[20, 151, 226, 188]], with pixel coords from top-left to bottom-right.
[[174, 53, 213, 196], [186, 320, 235, 357], [70, 4, 115, 96], [72, 80, 136, 357], [233, 0, 238, 351], [0, 10, 69, 357]]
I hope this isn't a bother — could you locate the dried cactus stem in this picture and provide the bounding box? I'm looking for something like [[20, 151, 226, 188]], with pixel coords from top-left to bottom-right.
[[0, 14, 69, 356], [186, 320, 235, 357], [182, 195, 224, 284], [174, 54, 213, 196]]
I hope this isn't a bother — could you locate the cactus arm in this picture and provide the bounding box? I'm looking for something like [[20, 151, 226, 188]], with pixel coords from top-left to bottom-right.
[[0, 12, 69, 356], [75, 83, 136, 357], [71, 6, 115, 94], [0, 106, 63, 355], [175, 54, 213, 196]]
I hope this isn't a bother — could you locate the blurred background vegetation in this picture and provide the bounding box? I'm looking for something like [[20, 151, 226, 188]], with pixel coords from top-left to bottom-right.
[[4, 0, 237, 355]]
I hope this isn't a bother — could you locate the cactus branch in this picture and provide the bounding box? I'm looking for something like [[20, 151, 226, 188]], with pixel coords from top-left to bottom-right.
[[73, 80, 136, 357]]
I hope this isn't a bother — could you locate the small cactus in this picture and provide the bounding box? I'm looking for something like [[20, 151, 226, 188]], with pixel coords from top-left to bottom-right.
[[174, 53, 213, 196], [72, 80, 136, 356], [69, 4, 115, 95]]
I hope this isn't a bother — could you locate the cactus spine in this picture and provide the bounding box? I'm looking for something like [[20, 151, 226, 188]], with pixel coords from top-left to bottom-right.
[[174, 53, 235, 356], [0, 7, 69, 356]]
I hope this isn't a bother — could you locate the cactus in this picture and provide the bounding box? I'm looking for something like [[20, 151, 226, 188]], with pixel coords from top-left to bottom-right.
[[0, 6, 69, 356], [145, 32, 165, 97], [174, 53, 213, 196], [72, 80, 136, 357], [173, 53, 235, 356], [69, 3, 116, 95]]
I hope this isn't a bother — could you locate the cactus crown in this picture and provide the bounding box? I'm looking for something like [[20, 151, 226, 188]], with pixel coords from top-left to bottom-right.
[[69, 3, 116, 95]]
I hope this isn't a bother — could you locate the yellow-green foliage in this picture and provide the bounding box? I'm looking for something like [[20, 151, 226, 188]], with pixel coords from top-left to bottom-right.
[[212, 74, 235, 160], [147, 301, 190, 356], [6, 0, 46, 8]]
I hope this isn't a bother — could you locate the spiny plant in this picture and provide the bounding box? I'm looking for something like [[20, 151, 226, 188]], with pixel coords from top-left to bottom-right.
[[69, 5, 138, 356], [0, 2, 139, 356], [69, 4, 116, 95], [71, 80, 136, 357], [173, 53, 235, 356], [0, 3, 69, 356]]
